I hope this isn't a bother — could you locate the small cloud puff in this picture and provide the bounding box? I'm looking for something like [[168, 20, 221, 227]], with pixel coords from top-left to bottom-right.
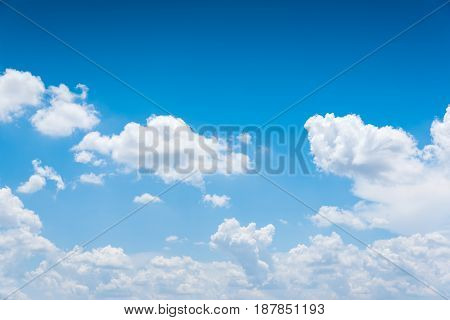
[[133, 193, 162, 204], [79, 173, 105, 185], [203, 194, 231, 208], [165, 235, 179, 243]]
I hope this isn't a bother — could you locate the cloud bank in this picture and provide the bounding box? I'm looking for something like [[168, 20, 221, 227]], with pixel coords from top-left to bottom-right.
[[305, 106, 450, 234], [1, 189, 448, 299]]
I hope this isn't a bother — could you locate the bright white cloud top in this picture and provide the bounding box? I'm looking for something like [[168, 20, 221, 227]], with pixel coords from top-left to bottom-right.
[[0, 68, 99, 137], [0, 69, 44, 123], [73, 115, 251, 186], [31, 84, 99, 137], [210, 218, 275, 283], [305, 106, 450, 235]]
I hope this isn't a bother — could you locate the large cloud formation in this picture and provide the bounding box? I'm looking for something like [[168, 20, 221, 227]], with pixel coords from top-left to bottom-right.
[[73, 115, 251, 186], [1, 187, 449, 299], [305, 106, 450, 234]]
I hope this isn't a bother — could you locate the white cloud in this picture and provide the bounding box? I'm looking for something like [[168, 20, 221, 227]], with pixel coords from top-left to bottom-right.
[[0, 187, 42, 231], [203, 194, 231, 208], [272, 231, 450, 299], [279, 219, 288, 225], [17, 174, 46, 194], [31, 84, 99, 137], [65, 245, 130, 268], [5, 228, 447, 299], [133, 193, 162, 204], [28, 220, 450, 299], [0, 68, 100, 137], [20, 245, 131, 299], [305, 107, 450, 234], [1, 198, 449, 300], [74, 151, 105, 166], [210, 218, 275, 283], [165, 235, 179, 243], [0, 187, 57, 298], [311, 206, 368, 230], [72, 115, 251, 186], [305, 112, 422, 183], [17, 160, 64, 194], [91, 256, 251, 299], [0, 69, 45, 123], [74, 150, 94, 163], [32, 160, 65, 191], [426, 105, 450, 162], [79, 173, 105, 185]]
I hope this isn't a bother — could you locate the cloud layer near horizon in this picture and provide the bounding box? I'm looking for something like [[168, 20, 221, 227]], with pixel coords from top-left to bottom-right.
[[1, 187, 449, 299]]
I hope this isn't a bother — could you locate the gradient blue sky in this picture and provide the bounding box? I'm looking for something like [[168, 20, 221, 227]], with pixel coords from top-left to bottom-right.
[[1, 0, 449, 262]]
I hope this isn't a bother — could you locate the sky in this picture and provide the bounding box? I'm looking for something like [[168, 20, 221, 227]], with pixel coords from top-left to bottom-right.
[[0, 0, 450, 299]]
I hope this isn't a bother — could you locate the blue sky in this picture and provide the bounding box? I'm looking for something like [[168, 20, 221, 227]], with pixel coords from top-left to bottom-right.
[[0, 0, 450, 299]]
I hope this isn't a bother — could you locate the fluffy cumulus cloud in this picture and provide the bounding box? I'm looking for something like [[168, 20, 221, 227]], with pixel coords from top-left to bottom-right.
[[0, 69, 45, 122], [17, 160, 65, 194], [31, 84, 99, 137], [0, 68, 99, 137], [0, 187, 43, 231], [0, 187, 56, 298], [16, 174, 46, 194], [1, 190, 449, 299], [203, 194, 231, 208], [305, 106, 450, 234], [133, 193, 161, 204], [305, 112, 422, 183], [72, 115, 251, 186], [210, 218, 275, 284], [271, 231, 450, 299]]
